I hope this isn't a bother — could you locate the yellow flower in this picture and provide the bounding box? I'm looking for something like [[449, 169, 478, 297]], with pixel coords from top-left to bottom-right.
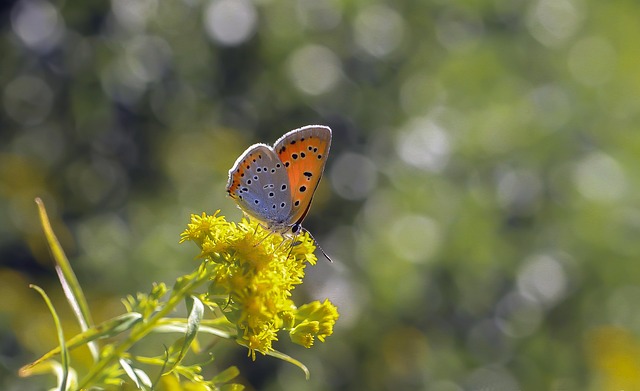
[[180, 211, 338, 359], [289, 300, 339, 347], [243, 326, 279, 361]]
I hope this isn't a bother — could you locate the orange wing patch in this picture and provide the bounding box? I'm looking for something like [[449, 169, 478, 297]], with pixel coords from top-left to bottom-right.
[[276, 127, 331, 224]]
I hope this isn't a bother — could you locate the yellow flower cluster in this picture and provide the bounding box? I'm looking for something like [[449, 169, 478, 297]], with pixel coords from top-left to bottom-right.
[[180, 211, 339, 360]]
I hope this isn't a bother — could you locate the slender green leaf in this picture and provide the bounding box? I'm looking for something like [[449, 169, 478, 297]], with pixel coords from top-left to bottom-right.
[[20, 361, 78, 390], [20, 313, 142, 373], [35, 198, 99, 362], [120, 358, 152, 390], [165, 296, 204, 373], [210, 366, 240, 383], [29, 285, 70, 390], [266, 349, 310, 380], [152, 323, 233, 339]]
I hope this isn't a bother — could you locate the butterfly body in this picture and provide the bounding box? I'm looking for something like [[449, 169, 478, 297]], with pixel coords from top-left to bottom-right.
[[227, 125, 332, 236]]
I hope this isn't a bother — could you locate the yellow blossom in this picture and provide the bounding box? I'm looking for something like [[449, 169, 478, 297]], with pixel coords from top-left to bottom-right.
[[180, 211, 338, 359], [289, 300, 339, 347]]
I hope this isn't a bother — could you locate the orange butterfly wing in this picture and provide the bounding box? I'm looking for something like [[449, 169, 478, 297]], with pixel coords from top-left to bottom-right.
[[273, 125, 332, 226]]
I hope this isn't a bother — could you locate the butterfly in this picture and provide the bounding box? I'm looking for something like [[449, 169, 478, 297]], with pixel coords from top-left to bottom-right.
[[226, 125, 333, 261]]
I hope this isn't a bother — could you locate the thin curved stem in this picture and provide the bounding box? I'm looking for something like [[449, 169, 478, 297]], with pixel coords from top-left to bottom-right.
[[77, 267, 211, 389]]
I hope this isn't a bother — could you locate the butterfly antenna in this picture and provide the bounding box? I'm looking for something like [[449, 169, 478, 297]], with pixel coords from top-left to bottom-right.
[[301, 227, 333, 263]]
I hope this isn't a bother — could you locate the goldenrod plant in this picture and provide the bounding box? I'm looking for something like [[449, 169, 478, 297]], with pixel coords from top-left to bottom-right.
[[20, 199, 339, 390]]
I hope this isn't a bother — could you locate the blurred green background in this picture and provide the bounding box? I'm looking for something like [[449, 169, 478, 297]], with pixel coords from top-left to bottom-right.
[[2, 0, 640, 389]]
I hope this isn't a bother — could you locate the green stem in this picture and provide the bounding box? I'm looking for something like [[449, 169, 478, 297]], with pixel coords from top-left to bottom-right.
[[77, 266, 211, 389]]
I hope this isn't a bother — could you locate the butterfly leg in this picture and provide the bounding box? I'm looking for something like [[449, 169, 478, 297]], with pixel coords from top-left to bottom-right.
[[247, 217, 274, 247], [280, 225, 308, 261], [287, 231, 299, 255], [253, 229, 275, 247], [247, 217, 262, 238], [271, 233, 291, 254]]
